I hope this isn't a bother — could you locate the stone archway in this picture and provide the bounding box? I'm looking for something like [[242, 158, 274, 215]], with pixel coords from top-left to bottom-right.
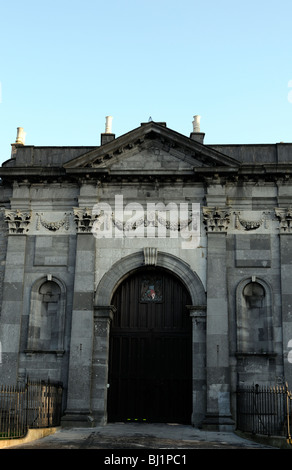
[[94, 250, 206, 307], [91, 250, 206, 426]]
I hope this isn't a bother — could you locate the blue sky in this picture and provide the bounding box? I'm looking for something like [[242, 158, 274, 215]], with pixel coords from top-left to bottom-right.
[[0, 0, 292, 165]]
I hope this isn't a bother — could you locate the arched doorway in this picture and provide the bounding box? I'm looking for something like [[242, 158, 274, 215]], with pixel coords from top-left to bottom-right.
[[107, 266, 192, 424]]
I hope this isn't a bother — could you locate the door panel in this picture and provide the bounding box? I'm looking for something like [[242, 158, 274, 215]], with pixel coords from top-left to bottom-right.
[[108, 268, 192, 424]]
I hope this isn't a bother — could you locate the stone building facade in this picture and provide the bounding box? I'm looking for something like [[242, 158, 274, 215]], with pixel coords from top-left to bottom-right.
[[0, 117, 292, 430]]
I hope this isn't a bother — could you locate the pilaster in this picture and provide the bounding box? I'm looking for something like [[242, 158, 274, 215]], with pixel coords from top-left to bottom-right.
[[62, 233, 95, 427], [0, 234, 27, 384], [275, 208, 292, 387], [188, 306, 206, 427], [201, 206, 235, 430], [91, 306, 116, 424]]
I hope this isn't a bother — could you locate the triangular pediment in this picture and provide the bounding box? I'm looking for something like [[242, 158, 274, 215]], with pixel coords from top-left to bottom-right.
[[64, 122, 240, 174]]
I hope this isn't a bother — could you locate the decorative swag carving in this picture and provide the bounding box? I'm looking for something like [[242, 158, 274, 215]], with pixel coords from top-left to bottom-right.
[[36, 213, 70, 231]]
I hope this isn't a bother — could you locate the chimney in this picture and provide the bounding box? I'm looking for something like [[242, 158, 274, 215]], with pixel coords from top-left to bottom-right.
[[101, 116, 115, 145], [190, 115, 205, 144], [11, 127, 26, 158], [15, 127, 26, 145], [105, 116, 113, 133]]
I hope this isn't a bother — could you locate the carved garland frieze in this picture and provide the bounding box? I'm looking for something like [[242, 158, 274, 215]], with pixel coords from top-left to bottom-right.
[[112, 212, 193, 232], [234, 211, 268, 231], [8, 206, 290, 236], [73, 206, 194, 235], [36, 213, 70, 231]]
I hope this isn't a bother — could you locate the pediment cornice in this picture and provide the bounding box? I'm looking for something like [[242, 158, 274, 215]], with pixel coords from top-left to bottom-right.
[[63, 122, 240, 172]]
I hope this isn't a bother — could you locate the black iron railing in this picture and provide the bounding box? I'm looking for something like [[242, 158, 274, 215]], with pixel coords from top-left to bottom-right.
[[0, 380, 63, 439], [237, 383, 292, 443]]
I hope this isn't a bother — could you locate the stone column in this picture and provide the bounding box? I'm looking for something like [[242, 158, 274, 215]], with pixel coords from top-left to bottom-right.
[[62, 232, 95, 427], [188, 306, 206, 427], [91, 306, 116, 424], [201, 207, 235, 431]]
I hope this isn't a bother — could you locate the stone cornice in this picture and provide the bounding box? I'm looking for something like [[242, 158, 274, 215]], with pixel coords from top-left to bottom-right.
[[0, 167, 67, 181], [2, 164, 292, 185]]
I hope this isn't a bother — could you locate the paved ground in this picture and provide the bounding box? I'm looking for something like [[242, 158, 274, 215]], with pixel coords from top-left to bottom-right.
[[6, 423, 277, 450]]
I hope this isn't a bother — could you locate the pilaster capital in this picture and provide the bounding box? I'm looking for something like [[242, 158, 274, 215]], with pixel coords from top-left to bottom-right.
[[202, 206, 231, 233], [73, 207, 100, 233], [187, 305, 207, 321], [94, 305, 116, 321], [275, 207, 292, 233], [4, 209, 31, 234]]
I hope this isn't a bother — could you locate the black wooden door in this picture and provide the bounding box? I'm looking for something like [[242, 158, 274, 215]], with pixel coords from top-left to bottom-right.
[[107, 267, 192, 424]]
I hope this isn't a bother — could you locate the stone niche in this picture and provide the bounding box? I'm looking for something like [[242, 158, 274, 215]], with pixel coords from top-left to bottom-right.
[[236, 277, 276, 384], [236, 278, 273, 354], [26, 276, 66, 355]]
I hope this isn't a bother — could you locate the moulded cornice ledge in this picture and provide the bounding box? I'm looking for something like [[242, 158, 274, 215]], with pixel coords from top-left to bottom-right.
[[64, 167, 109, 174], [193, 167, 239, 174], [0, 167, 65, 177], [239, 163, 292, 175]]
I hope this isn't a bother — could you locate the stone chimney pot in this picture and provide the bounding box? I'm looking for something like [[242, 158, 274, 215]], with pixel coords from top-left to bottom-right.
[[15, 127, 26, 145]]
